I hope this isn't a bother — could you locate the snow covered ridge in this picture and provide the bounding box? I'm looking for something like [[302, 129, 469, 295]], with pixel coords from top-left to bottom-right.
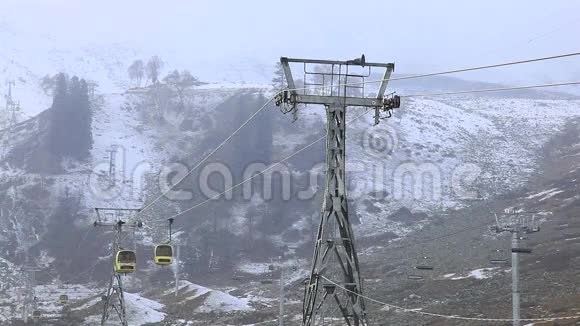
[[81, 291, 167, 326], [157, 280, 252, 313], [124, 293, 166, 325]]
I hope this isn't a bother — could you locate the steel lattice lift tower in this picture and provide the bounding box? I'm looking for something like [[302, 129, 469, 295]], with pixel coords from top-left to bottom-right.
[[275, 55, 400, 326], [94, 208, 142, 326]]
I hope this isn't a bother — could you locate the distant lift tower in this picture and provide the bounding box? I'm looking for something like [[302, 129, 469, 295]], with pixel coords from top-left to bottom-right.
[[21, 265, 40, 323], [4, 80, 19, 126], [275, 55, 400, 326], [491, 210, 541, 326]]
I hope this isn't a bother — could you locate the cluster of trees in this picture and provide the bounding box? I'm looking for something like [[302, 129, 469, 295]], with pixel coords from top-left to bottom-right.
[[42, 74, 98, 98], [162, 69, 205, 105], [128, 56, 204, 92], [47, 73, 93, 159]]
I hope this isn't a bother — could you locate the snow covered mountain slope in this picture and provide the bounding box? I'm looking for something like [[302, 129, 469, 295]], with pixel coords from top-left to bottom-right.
[[0, 77, 579, 324], [355, 116, 580, 326], [274, 97, 580, 239], [2, 84, 579, 258]]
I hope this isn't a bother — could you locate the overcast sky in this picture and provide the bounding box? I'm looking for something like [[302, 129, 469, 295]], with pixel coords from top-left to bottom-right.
[[1, 0, 579, 85]]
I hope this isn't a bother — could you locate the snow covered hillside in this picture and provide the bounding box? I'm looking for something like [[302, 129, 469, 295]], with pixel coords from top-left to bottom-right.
[[0, 74, 579, 324], [277, 96, 580, 239]]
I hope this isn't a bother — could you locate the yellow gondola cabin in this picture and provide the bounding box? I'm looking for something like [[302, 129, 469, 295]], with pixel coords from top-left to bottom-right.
[[58, 294, 69, 304], [115, 250, 136, 273], [154, 244, 173, 265]]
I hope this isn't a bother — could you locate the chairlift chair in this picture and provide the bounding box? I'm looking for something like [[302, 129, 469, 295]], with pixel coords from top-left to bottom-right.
[[408, 255, 434, 280], [260, 263, 275, 284], [407, 274, 424, 281], [489, 249, 509, 266], [414, 255, 435, 271], [415, 265, 434, 271]]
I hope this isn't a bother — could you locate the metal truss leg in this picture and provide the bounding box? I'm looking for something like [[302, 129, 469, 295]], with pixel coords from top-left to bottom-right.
[[101, 272, 128, 326], [302, 105, 367, 326]]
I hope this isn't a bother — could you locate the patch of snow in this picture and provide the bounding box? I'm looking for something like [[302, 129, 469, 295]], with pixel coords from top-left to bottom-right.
[[528, 188, 567, 203], [238, 262, 271, 275], [125, 292, 165, 325], [538, 190, 564, 202], [167, 280, 253, 313], [199, 289, 253, 313], [527, 188, 560, 199], [449, 268, 499, 280]]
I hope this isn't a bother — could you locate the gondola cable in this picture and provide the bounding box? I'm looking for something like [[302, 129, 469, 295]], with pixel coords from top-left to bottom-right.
[[320, 275, 580, 322], [135, 96, 277, 220]]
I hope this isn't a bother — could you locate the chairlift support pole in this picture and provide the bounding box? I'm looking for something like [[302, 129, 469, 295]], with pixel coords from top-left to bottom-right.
[[21, 265, 40, 323], [168, 218, 174, 243], [492, 210, 540, 326], [279, 262, 285, 326], [174, 243, 180, 297], [511, 231, 520, 326], [276, 55, 399, 326]]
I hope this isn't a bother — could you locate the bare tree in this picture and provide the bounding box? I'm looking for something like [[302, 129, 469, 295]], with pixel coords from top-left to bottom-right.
[[271, 62, 286, 90], [127, 59, 144, 87], [145, 56, 163, 86]]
